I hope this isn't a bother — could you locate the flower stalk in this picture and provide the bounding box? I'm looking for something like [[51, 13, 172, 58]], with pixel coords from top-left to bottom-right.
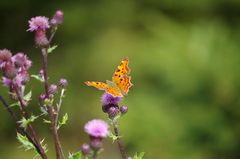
[[113, 118, 127, 159], [41, 47, 65, 159], [0, 96, 45, 158], [13, 84, 48, 159]]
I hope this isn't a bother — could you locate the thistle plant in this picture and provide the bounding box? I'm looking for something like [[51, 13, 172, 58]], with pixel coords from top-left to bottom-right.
[[0, 10, 144, 159]]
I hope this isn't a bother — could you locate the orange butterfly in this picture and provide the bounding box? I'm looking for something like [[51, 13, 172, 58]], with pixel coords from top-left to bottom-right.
[[85, 58, 133, 97]]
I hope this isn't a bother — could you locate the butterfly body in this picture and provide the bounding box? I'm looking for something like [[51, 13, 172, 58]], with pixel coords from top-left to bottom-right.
[[85, 58, 133, 97]]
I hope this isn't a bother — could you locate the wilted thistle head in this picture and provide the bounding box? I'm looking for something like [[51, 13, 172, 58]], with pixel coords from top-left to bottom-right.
[[0, 49, 12, 68], [12, 52, 32, 69], [84, 119, 109, 138], [0, 50, 32, 89]]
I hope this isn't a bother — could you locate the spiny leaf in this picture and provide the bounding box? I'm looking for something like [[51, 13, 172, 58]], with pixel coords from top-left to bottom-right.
[[48, 45, 58, 54], [9, 101, 20, 107], [43, 119, 51, 124], [40, 138, 48, 153], [58, 113, 68, 129], [18, 115, 38, 129], [31, 74, 44, 83], [68, 151, 82, 159], [23, 91, 32, 102], [109, 131, 118, 143], [133, 152, 145, 159], [17, 132, 35, 151]]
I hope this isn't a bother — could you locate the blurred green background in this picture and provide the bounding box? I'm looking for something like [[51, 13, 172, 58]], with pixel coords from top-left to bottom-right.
[[1, 0, 240, 159]]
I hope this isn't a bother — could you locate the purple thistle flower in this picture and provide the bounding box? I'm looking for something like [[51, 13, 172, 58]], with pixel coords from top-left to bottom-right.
[[2, 77, 12, 87], [27, 16, 50, 32], [15, 68, 30, 86], [101, 92, 122, 106], [84, 119, 109, 138]]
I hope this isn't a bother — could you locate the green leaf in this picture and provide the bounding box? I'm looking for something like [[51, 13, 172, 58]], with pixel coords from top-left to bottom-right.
[[23, 91, 32, 102], [31, 74, 44, 83], [40, 107, 48, 115], [18, 115, 38, 130], [109, 131, 118, 143], [44, 98, 53, 107], [138, 152, 145, 159], [68, 151, 82, 159], [133, 152, 145, 159], [40, 138, 48, 153], [17, 132, 35, 151], [48, 45, 58, 54], [43, 119, 51, 124], [58, 113, 68, 129], [9, 101, 20, 107]]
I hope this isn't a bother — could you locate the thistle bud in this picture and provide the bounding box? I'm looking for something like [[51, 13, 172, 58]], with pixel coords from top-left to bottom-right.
[[59, 78, 68, 88], [50, 10, 64, 25], [48, 84, 58, 95], [120, 105, 128, 115], [81, 144, 91, 155], [108, 107, 119, 119]]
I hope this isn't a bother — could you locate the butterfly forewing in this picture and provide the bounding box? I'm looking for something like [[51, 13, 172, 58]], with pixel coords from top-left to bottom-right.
[[112, 58, 130, 83], [85, 81, 108, 90]]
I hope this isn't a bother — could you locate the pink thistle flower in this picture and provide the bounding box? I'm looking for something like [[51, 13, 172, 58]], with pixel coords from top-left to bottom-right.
[[12, 53, 32, 70], [84, 119, 109, 138], [1, 77, 12, 87], [15, 68, 30, 86], [27, 16, 50, 32]]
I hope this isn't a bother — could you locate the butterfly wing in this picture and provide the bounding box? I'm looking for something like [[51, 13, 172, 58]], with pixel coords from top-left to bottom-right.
[[85, 81, 108, 90], [85, 81, 123, 97], [112, 58, 133, 95]]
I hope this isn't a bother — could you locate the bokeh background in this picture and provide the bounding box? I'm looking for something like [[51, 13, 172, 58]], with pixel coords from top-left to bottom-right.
[[0, 0, 240, 159]]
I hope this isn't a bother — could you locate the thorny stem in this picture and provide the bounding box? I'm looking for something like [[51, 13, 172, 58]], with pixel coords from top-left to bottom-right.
[[12, 85, 48, 159], [92, 151, 97, 159], [0, 96, 43, 157], [49, 26, 57, 43], [41, 47, 65, 159], [113, 119, 127, 159], [55, 89, 65, 128]]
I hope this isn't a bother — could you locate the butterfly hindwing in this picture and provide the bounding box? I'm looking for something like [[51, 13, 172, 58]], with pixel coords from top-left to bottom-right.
[[117, 75, 133, 95], [112, 58, 132, 95]]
